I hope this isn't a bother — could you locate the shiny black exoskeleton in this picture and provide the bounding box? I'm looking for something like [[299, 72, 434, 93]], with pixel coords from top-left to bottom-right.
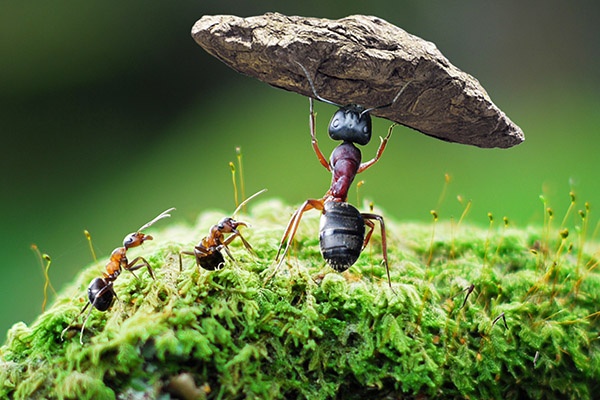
[[61, 208, 174, 344], [318, 200, 388, 277], [198, 247, 226, 271], [319, 201, 366, 271], [179, 217, 250, 271], [87, 277, 114, 312], [272, 63, 404, 287], [328, 105, 372, 145], [274, 96, 392, 284], [179, 189, 266, 272]]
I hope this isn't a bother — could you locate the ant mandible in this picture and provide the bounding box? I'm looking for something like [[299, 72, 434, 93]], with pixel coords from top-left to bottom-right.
[[272, 63, 411, 288], [61, 207, 175, 344], [179, 189, 266, 271]]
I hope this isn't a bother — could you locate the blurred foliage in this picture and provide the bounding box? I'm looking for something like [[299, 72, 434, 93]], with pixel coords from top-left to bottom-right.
[[1, 0, 599, 344]]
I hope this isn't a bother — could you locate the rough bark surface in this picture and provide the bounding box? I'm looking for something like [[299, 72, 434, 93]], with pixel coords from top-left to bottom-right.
[[192, 13, 524, 149]]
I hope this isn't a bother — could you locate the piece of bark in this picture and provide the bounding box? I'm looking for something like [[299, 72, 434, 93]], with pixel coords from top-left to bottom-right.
[[191, 13, 524, 149]]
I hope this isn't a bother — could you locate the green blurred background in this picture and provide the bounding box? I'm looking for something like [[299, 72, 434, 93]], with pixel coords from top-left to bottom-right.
[[2, 1, 598, 343]]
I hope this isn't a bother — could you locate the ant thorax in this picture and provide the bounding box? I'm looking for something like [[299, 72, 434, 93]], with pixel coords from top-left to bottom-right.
[[203, 224, 225, 248], [328, 142, 362, 201]]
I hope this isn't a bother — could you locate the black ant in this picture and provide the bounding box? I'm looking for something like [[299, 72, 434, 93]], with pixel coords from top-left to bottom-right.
[[61, 207, 174, 344], [271, 63, 411, 287], [179, 189, 266, 271]]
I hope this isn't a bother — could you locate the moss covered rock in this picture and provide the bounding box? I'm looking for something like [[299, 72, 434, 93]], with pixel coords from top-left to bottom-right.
[[1, 199, 598, 399]]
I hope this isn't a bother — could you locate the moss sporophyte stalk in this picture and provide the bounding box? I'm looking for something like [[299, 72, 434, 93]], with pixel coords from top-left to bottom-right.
[[1, 199, 599, 399]]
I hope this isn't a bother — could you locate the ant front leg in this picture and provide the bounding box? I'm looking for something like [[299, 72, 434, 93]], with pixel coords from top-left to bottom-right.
[[219, 243, 238, 266], [361, 212, 393, 291], [236, 233, 255, 255], [309, 98, 331, 171], [125, 256, 154, 279], [357, 123, 396, 173], [221, 229, 256, 257]]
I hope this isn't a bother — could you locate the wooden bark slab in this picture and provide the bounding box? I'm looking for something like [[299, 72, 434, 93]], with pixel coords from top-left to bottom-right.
[[191, 13, 524, 149]]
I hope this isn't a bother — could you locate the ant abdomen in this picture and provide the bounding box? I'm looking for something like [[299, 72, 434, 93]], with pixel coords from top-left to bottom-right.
[[87, 278, 114, 312], [199, 250, 225, 271], [319, 201, 366, 272]]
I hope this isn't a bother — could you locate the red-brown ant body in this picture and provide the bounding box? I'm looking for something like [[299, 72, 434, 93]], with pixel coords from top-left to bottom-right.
[[273, 63, 411, 287], [179, 189, 266, 271], [61, 207, 174, 344]]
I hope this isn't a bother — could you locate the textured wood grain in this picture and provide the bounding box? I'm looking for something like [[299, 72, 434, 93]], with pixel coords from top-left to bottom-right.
[[192, 13, 524, 148]]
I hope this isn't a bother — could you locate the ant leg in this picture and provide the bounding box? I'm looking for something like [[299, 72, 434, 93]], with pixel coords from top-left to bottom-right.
[[361, 213, 393, 291], [216, 231, 255, 268], [276, 199, 324, 262], [266, 199, 324, 284], [309, 98, 331, 171], [179, 247, 210, 271], [179, 250, 198, 271], [357, 123, 396, 173], [78, 304, 96, 345], [61, 281, 114, 344], [126, 256, 154, 279], [362, 219, 376, 251], [78, 284, 118, 345], [237, 233, 255, 255], [180, 246, 218, 271], [219, 244, 239, 267], [61, 301, 90, 341], [78, 284, 115, 344], [222, 229, 256, 256]]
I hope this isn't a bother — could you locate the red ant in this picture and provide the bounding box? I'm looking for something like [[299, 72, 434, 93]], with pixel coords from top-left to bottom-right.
[[61, 207, 174, 344], [179, 189, 266, 271], [271, 63, 411, 288]]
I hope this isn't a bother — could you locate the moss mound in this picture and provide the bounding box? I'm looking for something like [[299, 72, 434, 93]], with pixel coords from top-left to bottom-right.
[[1, 199, 598, 399]]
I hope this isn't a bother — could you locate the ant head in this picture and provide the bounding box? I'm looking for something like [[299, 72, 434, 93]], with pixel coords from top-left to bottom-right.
[[217, 217, 235, 232], [217, 217, 247, 233], [123, 232, 153, 249], [328, 105, 372, 145], [295, 62, 412, 145]]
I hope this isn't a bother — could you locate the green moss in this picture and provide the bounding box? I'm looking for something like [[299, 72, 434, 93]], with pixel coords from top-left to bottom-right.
[[1, 199, 599, 399]]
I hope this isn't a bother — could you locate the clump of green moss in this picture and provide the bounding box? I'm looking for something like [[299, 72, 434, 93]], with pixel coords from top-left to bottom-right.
[[1, 199, 599, 399]]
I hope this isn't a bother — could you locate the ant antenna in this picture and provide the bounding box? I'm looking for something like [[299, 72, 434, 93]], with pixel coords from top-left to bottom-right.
[[136, 207, 176, 232], [295, 61, 412, 117], [232, 189, 267, 217], [360, 79, 413, 117], [295, 61, 340, 107], [295, 61, 413, 118]]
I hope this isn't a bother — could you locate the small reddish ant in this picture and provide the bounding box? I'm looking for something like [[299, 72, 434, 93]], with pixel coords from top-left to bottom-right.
[[61, 207, 174, 344], [179, 189, 266, 271], [271, 63, 411, 287]]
